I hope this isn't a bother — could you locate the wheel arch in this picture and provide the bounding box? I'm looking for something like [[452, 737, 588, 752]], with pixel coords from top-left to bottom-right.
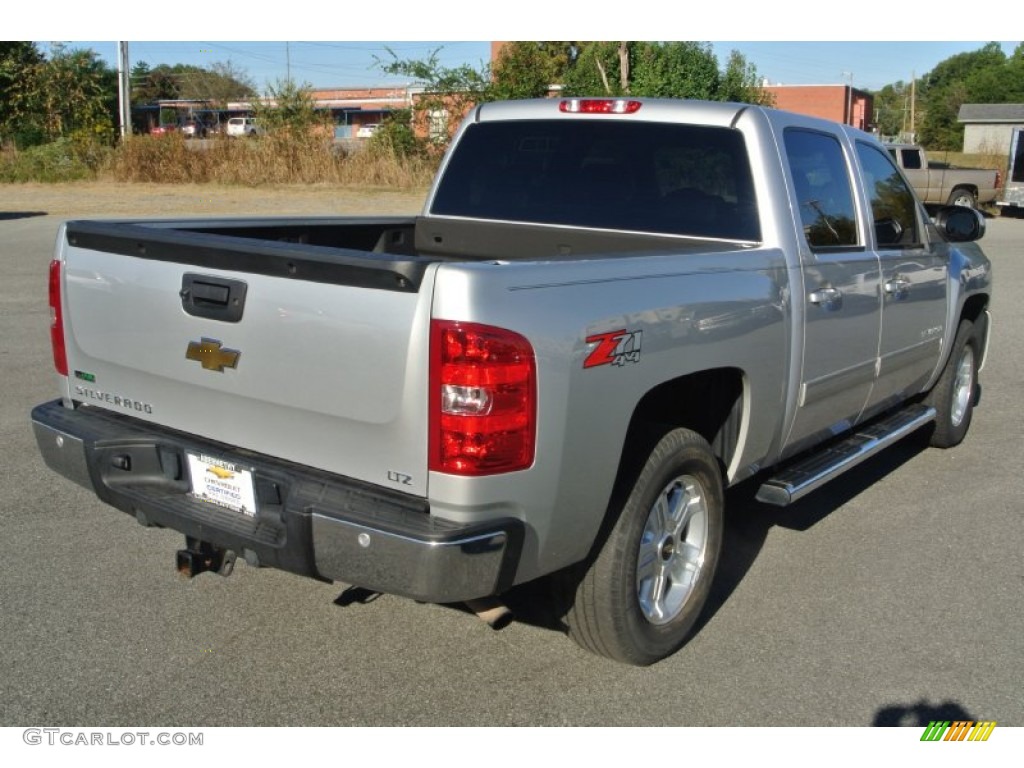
[[611, 367, 745, 498], [950, 183, 979, 196], [960, 292, 991, 369]]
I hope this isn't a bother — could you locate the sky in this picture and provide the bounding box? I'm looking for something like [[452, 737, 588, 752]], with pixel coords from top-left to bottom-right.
[[20, 1, 1020, 94], [36, 40, 1020, 95]]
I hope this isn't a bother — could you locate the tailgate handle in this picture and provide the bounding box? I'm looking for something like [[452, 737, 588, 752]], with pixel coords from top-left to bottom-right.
[[180, 274, 247, 323]]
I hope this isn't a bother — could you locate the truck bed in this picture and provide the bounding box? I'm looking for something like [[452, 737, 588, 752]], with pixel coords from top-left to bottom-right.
[[66, 214, 747, 285]]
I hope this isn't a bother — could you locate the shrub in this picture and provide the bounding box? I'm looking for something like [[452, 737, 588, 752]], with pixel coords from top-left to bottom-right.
[[368, 110, 424, 160], [0, 136, 111, 182]]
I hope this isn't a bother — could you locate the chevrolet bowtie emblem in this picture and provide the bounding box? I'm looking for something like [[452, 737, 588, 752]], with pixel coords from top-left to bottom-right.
[[186, 338, 240, 372]]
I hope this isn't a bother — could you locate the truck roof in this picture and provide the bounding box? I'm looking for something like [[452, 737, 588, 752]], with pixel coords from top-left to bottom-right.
[[470, 97, 881, 146]]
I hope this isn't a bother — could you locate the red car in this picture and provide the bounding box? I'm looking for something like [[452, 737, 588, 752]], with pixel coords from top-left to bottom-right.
[[150, 123, 179, 137]]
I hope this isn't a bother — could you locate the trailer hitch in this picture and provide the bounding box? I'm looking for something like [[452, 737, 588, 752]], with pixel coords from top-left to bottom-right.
[[176, 537, 236, 578]]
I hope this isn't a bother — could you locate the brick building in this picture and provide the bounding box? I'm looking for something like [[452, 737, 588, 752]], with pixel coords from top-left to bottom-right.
[[760, 84, 874, 131]]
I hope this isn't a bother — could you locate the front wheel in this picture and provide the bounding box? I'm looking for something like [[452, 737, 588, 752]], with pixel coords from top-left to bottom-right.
[[565, 428, 724, 665], [925, 319, 978, 448]]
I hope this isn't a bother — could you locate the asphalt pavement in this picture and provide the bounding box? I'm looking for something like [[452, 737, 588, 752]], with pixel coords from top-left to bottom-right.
[[1, 209, 1021, 727]]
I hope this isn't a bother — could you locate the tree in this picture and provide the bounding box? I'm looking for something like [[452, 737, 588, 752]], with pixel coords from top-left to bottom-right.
[[631, 42, 720, 99], [490, 42, 576, 100], [0, 42, 45, 146], [20, 44, 116, 144], [378, 42, 771, 150], [130, 62, 179, 104], [919, 42, 1007, 149], [720, 50, 773, 106], [252, 78, 329, 135], [562, 42, 627, 96], [872, 81, 912, 139], [131, 61, 255, 106], [561, 42, 767, 104], [177, 61, 255, 104], [376, 46, 492, 145]]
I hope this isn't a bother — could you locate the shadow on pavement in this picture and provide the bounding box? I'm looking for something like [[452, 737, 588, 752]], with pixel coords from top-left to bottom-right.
[[873, 699, 975, 726], [0, 211, 47, 221], [329, 429, 934, 647], [503, 428, 933, 640]]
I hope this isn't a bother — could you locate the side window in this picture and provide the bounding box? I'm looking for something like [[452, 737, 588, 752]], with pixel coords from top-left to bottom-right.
[[900, 149, 922, 170], [855, 141, 921, 247], [784, 129, 859, 248]]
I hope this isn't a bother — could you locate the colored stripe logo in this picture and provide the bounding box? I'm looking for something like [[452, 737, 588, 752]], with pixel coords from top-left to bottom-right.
[[920, 720, 996, 741]]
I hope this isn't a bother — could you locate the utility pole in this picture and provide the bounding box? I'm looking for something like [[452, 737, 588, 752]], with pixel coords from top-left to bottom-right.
[[910, 72, 916, 143], [117, 41, 131, 140]]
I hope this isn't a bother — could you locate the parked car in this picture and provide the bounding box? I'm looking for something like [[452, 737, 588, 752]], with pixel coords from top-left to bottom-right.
[[181, 119, 208, 139], [356, 123, 379, 138], [149, 123, 178, 137], [226, 117, 262, 138]]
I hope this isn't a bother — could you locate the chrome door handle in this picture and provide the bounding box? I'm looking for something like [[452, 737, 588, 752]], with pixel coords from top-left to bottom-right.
[[809, 286, 843, 310], [884, 277, 910, 300]]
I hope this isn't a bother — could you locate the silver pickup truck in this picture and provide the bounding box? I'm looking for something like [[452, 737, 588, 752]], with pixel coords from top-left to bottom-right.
[[32, 98, 992, 665]]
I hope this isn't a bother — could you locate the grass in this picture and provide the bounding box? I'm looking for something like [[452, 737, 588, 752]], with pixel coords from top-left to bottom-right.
[[1, 134, 438, 188], [0, 137, 112, 183]]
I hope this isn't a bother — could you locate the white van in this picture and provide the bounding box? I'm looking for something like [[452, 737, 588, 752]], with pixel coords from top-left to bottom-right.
[[226, 117, 263, 137]]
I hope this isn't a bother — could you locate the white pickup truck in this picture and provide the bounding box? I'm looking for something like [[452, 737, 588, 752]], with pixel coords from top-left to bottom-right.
[[33, 98, 992, 665]]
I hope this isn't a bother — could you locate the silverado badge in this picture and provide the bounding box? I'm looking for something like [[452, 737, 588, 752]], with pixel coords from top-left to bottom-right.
[[186, 338, 241, 372]]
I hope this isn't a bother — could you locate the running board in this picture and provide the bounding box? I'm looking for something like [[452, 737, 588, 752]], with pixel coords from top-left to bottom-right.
[[756, 404, 937, 506]]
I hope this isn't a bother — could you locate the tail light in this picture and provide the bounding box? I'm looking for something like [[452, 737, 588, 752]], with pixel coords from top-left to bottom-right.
[[429, 320, 536, 475], [48, 259, 68, 376]]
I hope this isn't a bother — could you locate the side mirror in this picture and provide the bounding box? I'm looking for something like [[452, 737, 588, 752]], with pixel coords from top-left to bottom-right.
[[933, 206, 985, 242]]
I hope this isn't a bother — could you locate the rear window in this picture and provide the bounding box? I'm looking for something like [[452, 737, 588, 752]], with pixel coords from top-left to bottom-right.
[[430, 120, 760, 241]]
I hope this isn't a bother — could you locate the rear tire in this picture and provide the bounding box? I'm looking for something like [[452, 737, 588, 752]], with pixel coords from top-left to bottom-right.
[[925, 319, 978, 448], [947, 187, 977, 209], [565, 428, 724, 665]]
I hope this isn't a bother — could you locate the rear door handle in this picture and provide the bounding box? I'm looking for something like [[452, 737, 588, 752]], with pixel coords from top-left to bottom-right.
[[809, 286, 843, 310]]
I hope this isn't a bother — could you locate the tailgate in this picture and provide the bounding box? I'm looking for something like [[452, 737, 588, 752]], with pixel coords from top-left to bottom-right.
[[58, 222, 437, 497]]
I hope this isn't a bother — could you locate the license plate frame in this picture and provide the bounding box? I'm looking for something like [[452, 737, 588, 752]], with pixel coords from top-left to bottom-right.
[[186, 452, 258, 517]]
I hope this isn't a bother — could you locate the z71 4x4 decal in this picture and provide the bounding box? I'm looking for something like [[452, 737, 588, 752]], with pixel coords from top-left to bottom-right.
[[584, 329, 643, 369]]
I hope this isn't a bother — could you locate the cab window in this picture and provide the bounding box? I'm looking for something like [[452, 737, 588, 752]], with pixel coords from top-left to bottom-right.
[[855, 141, 921, 247], [784, 129, 859, 249]]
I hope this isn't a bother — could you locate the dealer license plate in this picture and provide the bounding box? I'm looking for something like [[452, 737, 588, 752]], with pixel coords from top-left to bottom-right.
[[187, 452, 257, 517]]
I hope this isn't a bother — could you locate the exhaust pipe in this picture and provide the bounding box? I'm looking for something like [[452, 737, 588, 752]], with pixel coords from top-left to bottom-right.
[[465, 597, 513, 630]]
